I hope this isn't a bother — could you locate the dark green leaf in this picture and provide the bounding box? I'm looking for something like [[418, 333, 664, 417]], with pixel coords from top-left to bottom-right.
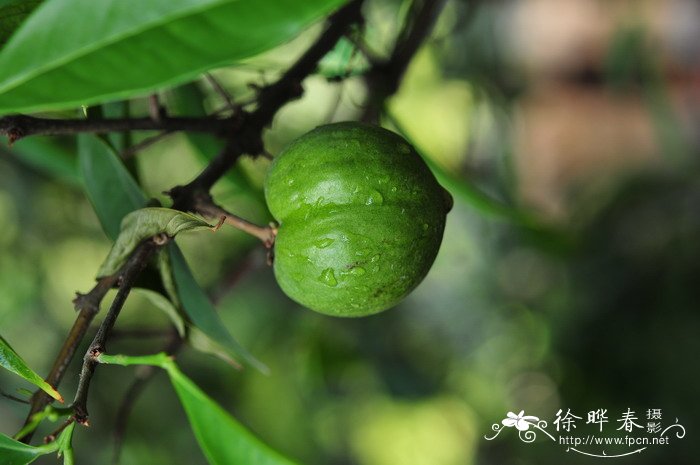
[[0, 334, 63, 402], [0, 432, 57, 465], [97, 207, 213, 277], [78, 134, 146, 240], [166, 362, 296, 465], [169, 244, 267, 373], [0, 1, 41, 47], [10, 136, 80, 186], [0, 0, 348, 114], [317, 37, 369, 79]]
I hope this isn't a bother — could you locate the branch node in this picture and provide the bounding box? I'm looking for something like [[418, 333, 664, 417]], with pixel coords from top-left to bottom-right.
[[152, 233, 170, 245], [74, 413, 90, 427], [88, 345, 103, 360]]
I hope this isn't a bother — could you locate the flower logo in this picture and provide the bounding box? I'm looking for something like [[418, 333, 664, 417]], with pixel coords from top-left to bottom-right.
[[502, 411, 540, 431]]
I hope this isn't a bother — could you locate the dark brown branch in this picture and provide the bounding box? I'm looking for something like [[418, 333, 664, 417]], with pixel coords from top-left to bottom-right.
[[0, 114, 230, 144], [170, 0, 365, 207], [72, 239, 161, 425], [18, 273, 119, 442], [362, 0, 447, 121]]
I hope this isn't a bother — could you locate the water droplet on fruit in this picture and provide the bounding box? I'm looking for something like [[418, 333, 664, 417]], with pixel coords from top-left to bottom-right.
[[391, 186, 397, 193], [349, 267, 366, 276], [366, 190, 383, 205], [422, 223, 429, 231], [287, 178, 295, 186], [315, 238, 334, 249], [319, 268, 337, 287]]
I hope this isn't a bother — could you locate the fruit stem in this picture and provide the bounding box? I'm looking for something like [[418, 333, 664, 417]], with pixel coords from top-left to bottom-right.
[[194, 198, 277, 247]]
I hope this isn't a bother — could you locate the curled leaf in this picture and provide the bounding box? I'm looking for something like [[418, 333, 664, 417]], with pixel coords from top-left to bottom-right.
[[97, 207, 214, 278]]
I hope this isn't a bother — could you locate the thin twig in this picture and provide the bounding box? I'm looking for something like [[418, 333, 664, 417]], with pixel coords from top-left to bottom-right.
[[1, 390, 30, 404], [120, 131, 174, 159], [18, 273, 119, 443], [148, 94, 165, 123], [43, 417, 75, 444], [72, 239, 161, 425], [192, 192, 276, 246], [205, 73, 237, 112]]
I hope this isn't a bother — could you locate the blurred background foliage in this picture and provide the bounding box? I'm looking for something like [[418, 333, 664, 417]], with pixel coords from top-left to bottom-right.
[[1, 0, 699, 464]]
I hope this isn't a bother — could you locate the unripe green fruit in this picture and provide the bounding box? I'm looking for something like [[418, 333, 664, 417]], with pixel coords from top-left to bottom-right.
[[265, 122, 452, 317]]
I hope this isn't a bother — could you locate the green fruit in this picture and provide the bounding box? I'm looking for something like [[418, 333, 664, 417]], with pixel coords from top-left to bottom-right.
[[265, 122, 452, 317]]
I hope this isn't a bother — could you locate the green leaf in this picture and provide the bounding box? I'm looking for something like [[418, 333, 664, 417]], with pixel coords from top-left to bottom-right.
[[317, 37, 369, 79], [132, 287, 186, 338], [0, 1, 41, 47], [97, 207, 214, 277], [78, 134, 146, 240], [169, 244, 267, 373], [0, 0, 349, 114], [157, 248, 180, 308], [0, 334, 63, 402], [165, 362, 297, 465], [0, 432, 57, 465], [10, 136, 80, 186]]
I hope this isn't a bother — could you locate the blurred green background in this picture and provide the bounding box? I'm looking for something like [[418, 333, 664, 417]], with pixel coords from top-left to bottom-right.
[[1, 0, 699, 464]]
